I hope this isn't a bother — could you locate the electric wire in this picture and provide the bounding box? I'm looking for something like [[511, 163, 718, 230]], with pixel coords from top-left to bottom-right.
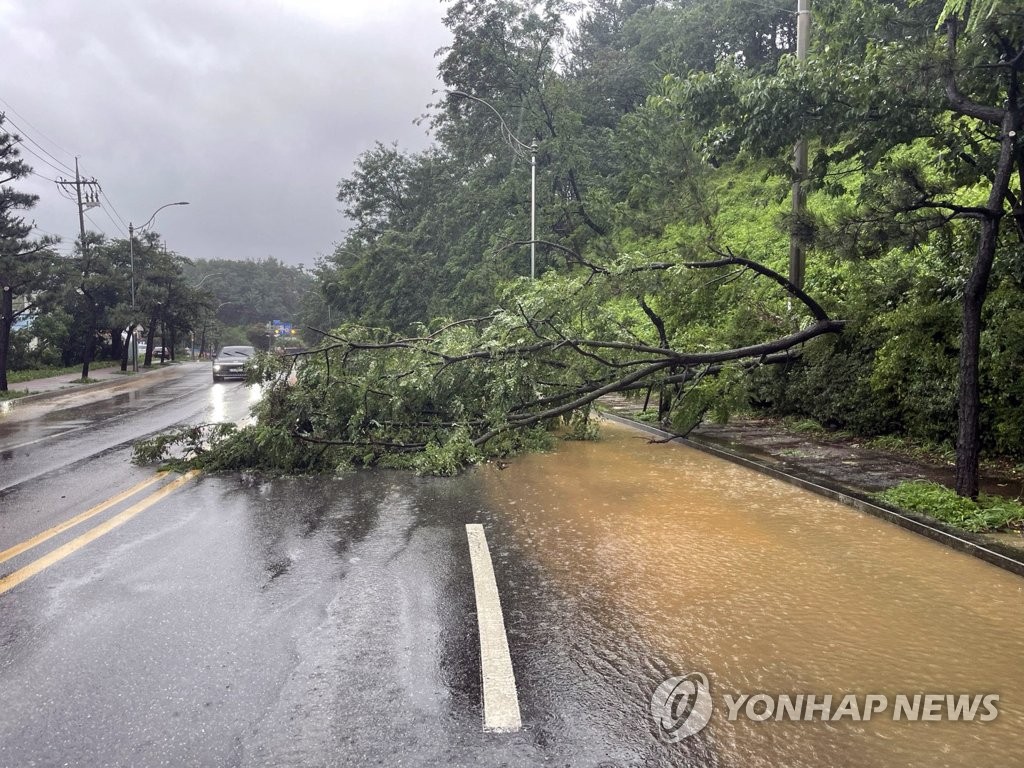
[[0, 97, 76, 172], [99, 203, 128, 237], [98, 186, 130, 233], [84, 211, 108, 238], [27, 169, 60, 184], [0, 99, 135, 243], [733, 0, 799, 15], [14, 140, 72, 178]]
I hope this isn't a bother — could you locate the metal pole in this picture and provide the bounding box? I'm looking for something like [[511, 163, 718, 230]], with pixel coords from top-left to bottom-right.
[[129, 222, 138, 372], [130, 201, 187, 371], [530, 140, 537, 280], [789, 0, 810, 291], [129, 222, 136, 310]]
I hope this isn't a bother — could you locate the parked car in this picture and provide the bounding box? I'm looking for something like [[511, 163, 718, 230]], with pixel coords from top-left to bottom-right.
[[138, 342, 170, 361], [212, 345, 256, 382]]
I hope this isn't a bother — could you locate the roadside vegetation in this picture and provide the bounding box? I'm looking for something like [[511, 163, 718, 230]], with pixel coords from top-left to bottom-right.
[[878, 481, 1024, 533], [5, 360, 118, 384]]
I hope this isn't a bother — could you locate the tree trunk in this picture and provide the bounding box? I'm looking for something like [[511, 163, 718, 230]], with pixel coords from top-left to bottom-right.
[[80, 315, 96, 380], [953, 224, 994, 499], [953, 113, 1016, 498], [110, 326, 122, 363], [943, 21, 1021, 497], [120, 322, 137, 372], [0, 287, 12, 392], [144, 313, 157, 367]]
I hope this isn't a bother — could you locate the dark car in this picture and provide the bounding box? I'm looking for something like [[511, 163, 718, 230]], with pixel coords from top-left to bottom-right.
[[212, 345, 256, 382]]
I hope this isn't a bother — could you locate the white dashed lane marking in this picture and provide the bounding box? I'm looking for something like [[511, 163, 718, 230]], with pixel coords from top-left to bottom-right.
[[465, 523, 522, 732]]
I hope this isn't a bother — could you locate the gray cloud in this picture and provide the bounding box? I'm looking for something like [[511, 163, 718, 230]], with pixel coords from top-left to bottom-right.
[[1, 0, 450, 267]]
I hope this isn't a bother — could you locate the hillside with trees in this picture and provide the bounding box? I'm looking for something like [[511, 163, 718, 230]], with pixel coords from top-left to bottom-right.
[[140, 0, 1022, 499]]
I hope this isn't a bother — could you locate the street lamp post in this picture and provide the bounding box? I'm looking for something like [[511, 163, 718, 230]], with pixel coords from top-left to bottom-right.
[[128, 201, 189, 371], [530, 139, 537, 280], [448, 90, 538, 279]]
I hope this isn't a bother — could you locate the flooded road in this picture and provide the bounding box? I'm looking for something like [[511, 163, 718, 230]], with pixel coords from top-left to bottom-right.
[[2, 374, 1020, 766], [481, 420, 1024, 767]]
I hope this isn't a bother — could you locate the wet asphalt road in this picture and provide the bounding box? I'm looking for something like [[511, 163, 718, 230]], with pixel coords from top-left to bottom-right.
[[0, 365, 704, 768]]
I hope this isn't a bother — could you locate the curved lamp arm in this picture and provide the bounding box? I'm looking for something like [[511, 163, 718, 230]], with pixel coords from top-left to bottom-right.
[[138, 201, 189, 233]]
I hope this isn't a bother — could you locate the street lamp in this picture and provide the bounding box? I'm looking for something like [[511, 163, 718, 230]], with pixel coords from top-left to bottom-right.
[[448, 90, 538, 279], [129, 201, 189, 371]]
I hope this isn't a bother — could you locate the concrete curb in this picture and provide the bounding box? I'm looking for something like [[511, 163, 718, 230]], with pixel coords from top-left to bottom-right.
[[3, 363, 197, 410], [601, 411, 1024, 578]]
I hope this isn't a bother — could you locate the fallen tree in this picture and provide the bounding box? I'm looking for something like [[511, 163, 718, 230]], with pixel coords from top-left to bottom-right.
[[134, 247, 844, 475]]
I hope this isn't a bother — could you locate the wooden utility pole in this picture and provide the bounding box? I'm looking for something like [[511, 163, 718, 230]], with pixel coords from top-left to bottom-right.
[[789, 0, 811, 290], [56, 159, 101, 378], [55, 158, 101, 253]]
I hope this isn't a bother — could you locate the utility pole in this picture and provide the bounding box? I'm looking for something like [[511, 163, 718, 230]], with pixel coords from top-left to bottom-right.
[[56, 159, 101, 379], [56, 159, 100, 256], [789, 0, 811, 290]]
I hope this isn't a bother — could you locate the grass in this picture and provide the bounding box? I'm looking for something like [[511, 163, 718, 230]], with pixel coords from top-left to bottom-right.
[[876, 481, 1024, 533], [7, 360, 119, 383], [0, 389, 30, 401], [865, 434, 956, 464], [781, 416, 833, 435]]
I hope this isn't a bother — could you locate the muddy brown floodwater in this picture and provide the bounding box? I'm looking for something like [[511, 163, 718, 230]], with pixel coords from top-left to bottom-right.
[[482, 419, 1024, 768]]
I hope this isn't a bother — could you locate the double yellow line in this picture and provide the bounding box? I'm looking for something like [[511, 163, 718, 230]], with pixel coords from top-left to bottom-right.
[[0, 470, 199, 595]]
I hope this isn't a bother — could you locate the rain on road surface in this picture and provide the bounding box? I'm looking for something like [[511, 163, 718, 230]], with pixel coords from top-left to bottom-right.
[[1, 363, 1021, 767]]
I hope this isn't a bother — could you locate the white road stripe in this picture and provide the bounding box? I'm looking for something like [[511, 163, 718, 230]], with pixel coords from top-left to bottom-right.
[[465, 523, 522, 732]]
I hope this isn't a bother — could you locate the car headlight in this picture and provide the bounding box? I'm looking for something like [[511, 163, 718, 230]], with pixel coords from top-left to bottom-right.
[[213, 364, 221, 371]]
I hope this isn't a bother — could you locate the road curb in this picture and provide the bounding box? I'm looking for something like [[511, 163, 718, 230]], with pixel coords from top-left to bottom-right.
[[601, 411, 1024, 578], [3, 363, 197, 411]]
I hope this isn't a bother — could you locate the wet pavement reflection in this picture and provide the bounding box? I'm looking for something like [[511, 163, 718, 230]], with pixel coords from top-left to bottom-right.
[[0, 368, 254, 491]]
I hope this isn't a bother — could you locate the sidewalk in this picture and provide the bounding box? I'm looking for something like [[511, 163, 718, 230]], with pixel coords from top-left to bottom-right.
[[3, 361, 198, 409]]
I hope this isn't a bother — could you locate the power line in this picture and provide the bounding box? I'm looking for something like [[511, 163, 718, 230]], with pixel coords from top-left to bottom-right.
[[15, 140, 73, 178], [98, 186, 130, 233], [55, 182, 79, 202], [3, 98, 167, 261], [0, 97, 76, 170], [4, 117, 76, 175], [84, 211, 108, 237], [733, 0, 799, 15], [28, 168, 60, 184], [99, 203, 128, 237], [31, 224, 62, 239]]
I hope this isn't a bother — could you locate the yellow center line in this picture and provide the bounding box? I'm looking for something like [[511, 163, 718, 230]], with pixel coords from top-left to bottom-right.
[[0, 473, 168, 566], [0, 470, 199, 596]]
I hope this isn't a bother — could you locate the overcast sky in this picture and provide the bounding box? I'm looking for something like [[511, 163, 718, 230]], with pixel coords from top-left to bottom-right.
[[0, 0, 451, 269]]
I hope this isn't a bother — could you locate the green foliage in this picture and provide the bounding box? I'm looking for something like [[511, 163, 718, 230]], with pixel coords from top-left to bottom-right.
[[143, 243, 843, 476], [562, 406, 601, 442], [877, 480, 1024, 532], [128, 0, 1024, 485], [183, 256, 314, 330], [0, 115, 60, 389], [413, 427, 484, 476]]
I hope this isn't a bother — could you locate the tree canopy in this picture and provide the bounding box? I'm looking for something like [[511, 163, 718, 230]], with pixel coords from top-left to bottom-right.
[[140, 0, 1024, 495]]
